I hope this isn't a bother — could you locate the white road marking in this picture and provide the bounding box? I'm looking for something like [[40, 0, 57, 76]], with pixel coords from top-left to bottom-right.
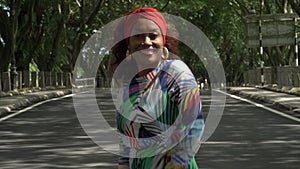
[[0, 94, 75, 122], [216, 89, 300, 123]]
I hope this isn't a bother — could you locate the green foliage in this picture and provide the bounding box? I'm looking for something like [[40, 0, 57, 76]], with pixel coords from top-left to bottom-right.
[[1, 0, 300, 84], [29, 61, 39, 72], [0, 4, 10, 72]]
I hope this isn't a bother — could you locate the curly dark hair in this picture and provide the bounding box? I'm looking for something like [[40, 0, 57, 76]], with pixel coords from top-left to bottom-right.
[[107, 18, 180, 78]]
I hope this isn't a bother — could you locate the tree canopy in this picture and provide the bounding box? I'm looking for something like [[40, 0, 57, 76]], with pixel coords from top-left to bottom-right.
[[0, 0, 299, 84]]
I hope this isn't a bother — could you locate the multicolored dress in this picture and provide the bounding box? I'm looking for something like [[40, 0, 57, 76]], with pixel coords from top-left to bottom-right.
[[116, 60, 205, 169]]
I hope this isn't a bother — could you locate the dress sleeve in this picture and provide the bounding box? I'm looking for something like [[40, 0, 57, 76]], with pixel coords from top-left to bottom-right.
[[165, 61, 205, 168], [118, 139, 130, 169]]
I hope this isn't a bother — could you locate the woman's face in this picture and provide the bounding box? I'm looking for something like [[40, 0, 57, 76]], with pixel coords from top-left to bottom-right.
[[128, 18, 164, 72]]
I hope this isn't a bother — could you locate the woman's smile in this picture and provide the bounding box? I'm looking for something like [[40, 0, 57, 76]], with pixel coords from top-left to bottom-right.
[[128, 18, 164, 73], [138, 47, 157, 56]]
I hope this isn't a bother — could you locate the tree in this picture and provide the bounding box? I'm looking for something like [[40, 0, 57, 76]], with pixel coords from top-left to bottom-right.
[[287, 0, 300, 15], [0, 1, 11, 73], [228, 0, 299, 72], [1, 0, 299, 85]]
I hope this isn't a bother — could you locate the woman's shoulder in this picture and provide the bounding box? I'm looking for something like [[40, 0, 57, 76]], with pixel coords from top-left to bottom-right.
[[162, 60, 193, 75], [161, 60, 198, 88]]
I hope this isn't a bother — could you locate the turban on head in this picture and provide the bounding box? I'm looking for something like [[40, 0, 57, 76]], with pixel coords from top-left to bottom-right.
[[124, 8, 167, 45]]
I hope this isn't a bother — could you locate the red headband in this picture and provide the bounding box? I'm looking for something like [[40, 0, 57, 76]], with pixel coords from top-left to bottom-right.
[[124, 8, 167, 45]]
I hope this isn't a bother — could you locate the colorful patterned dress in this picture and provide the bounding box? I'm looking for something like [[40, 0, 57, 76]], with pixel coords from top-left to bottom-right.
[[116, 60, 205, 169]]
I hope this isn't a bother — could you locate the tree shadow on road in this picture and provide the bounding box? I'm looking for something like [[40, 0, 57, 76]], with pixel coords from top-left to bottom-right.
[[197, 95, 300, 169], [0, 95, 118, 169]]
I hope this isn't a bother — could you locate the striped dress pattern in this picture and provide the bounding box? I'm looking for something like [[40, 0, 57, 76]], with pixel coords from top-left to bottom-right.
[[116, 60, 205, 169]]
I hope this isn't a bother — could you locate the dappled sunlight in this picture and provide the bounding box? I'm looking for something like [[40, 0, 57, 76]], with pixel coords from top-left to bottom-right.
[[1, 89, 300, 168], [0, 96, 118, 169], [275, 97, 300, 102], [197, 93, 300, 169]]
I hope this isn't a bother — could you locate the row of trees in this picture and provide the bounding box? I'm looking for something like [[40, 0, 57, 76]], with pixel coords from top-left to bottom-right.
[[0, 0, 300, 84]]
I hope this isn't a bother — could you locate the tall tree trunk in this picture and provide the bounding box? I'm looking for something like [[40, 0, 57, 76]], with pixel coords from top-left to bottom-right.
[[287, 0, 300, 15]]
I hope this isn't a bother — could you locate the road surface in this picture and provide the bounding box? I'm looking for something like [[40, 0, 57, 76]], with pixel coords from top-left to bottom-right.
[[0, 89, 299, 169]]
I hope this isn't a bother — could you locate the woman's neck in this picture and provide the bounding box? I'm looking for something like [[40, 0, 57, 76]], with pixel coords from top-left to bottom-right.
[[136, 68, 154, 77]]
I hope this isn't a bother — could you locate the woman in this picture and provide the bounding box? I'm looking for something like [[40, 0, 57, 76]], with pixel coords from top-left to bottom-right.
[[109, 7, 204, 169]]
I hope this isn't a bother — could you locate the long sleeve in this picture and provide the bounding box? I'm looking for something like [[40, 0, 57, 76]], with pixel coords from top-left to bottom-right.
[[115, 60, 204, 169], [164, 61, 205, 168], [118, 140, 130, 169], [165, 88, 204, 168]]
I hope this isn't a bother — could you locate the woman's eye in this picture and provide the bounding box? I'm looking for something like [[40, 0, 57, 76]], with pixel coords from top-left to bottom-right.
[[149, 33, 158, 40], [133, 34, 143, 38], [132, 33, 158, 40]]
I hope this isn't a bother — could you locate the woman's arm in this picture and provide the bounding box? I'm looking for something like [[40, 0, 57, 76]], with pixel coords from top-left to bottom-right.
[[165, 61, 205, 168]]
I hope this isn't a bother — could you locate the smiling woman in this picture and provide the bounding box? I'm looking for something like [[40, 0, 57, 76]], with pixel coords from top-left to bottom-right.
[[109, 8, 179, 78], [108, 7, 205, 169], [128, 18, 165, 76]]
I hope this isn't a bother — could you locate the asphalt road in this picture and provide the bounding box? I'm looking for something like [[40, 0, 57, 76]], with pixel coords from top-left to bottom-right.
[[0, 89, 299, 169]]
